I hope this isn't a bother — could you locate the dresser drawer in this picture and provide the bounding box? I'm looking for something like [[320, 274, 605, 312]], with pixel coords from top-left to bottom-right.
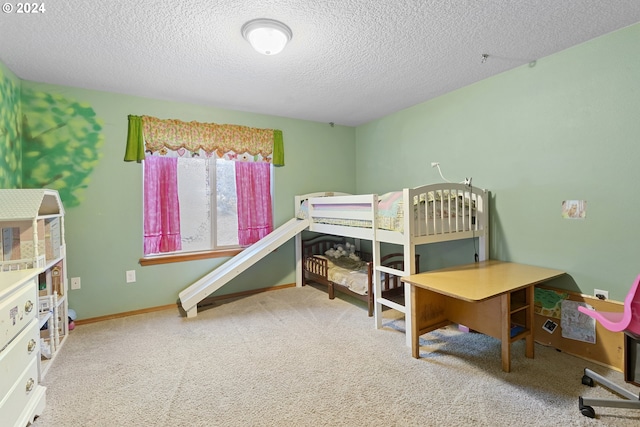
[[0, 318, 39, 400], [0, 356, 44, 427], [0, 278, 38, 351]]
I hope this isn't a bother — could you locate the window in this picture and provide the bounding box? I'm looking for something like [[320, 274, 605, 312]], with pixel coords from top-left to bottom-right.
[[143, 156, 273, 259], [125, 115, 283, 263], [177, 157, 239, 252]]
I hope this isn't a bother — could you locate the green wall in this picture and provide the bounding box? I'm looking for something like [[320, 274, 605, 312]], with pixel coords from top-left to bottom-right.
[[5, 79, 355, 320], [356, 23, 640, 301], [21, 87, 104, 207], [0, 62, 21, 188]]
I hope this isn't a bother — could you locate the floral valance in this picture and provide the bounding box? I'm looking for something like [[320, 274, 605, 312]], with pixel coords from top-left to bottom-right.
[[124, 115, 284, 166]]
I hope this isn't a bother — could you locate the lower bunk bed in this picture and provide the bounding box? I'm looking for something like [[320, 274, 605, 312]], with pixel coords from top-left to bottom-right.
[[301, 234, 419, 316], [294, 182, 490, 346]]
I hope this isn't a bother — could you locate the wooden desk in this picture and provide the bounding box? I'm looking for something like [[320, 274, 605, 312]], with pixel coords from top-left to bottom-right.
[[402, 260, 564, 372]]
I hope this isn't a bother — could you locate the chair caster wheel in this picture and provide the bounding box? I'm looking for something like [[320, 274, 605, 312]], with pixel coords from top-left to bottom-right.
[[581, 374, 594, 387], [579, 397, 596, 418], [580, 406, 596, 418]]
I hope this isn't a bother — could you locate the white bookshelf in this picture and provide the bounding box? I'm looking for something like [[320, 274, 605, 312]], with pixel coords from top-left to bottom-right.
[[0, 189, 69, 378]]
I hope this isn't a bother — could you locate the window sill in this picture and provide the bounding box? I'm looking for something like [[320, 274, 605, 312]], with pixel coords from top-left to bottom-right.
[[139, 248, 244, 266]]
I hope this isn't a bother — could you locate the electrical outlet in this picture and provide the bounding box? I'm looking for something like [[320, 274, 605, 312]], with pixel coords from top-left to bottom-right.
[[594, 288, 609, 300], [126, 270, 136, 283], [70, 277, 81, 290]]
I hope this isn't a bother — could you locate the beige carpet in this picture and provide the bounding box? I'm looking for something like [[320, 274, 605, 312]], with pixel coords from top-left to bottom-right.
[[32, 285, 639, 426]]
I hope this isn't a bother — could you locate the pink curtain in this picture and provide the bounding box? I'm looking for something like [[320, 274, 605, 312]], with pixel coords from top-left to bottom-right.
[[235, 162, 273, 246], [144, 156, 182, 255]]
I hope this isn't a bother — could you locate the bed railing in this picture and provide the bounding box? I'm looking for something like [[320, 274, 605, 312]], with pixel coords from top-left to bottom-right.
[[296, 184, 487, 244], [408, 183, 486, 240]]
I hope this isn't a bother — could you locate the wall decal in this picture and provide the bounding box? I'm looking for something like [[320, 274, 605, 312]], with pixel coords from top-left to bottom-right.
[[561, 199, 586, 219], [21, 88, 104, 207], [0, 67, 22, 188]]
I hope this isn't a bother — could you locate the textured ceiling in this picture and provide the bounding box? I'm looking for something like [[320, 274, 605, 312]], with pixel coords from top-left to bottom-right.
[[2, 1, 640, 126]]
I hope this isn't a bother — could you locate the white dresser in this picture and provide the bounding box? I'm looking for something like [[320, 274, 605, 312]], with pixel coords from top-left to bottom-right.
[[0, 269, 46, 427]]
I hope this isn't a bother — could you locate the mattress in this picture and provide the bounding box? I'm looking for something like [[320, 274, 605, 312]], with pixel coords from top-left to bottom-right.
[[305, 253, 403, 296], [326, 259, 370, 295]]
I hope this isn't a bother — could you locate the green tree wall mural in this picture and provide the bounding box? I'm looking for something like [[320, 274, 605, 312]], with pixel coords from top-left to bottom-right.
[[0, 66, 22, 189], [21, 88, 104, 207]]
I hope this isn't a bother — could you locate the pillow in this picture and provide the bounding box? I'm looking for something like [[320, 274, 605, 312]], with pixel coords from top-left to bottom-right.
[[324, 243, 366, 270]]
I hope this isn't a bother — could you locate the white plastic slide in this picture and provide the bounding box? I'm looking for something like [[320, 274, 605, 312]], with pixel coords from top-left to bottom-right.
[[179, 218, 309, 318]]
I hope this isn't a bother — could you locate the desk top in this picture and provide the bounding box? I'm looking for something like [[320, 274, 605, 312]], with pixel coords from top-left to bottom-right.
[[402, 260, 565, 302]]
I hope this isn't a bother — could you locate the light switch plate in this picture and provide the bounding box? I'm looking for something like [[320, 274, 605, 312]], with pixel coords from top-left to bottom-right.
[[126, 270, 136, 283]]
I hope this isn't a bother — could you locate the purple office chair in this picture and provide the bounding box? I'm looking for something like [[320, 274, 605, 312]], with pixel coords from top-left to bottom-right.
[[578, 274, 640, 418]]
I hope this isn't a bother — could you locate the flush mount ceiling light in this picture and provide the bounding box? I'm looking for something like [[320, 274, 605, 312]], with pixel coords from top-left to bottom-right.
[[241, 18, 292, 55]]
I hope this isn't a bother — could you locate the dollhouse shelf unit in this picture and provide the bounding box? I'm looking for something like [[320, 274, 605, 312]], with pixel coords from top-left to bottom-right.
[[0, 189, 69, 378]]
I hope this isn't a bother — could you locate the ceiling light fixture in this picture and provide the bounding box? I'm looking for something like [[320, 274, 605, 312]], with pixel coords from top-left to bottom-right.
[[241, 18, 293, 55]]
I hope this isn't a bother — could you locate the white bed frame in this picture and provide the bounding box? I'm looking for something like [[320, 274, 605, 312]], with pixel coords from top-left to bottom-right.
[[294, 183, 490, 346]]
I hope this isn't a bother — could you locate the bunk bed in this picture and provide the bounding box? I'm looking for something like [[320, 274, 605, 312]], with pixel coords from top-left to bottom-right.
[[301, 235, 419, 316], [293, 183, 489, 346]]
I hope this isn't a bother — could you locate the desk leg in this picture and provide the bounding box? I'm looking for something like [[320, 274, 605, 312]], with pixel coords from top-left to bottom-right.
[[500, 286, 536, 372], [525, 285, 535, 359], [501, 293, 511, 373], [411, 284, 420, 358]]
